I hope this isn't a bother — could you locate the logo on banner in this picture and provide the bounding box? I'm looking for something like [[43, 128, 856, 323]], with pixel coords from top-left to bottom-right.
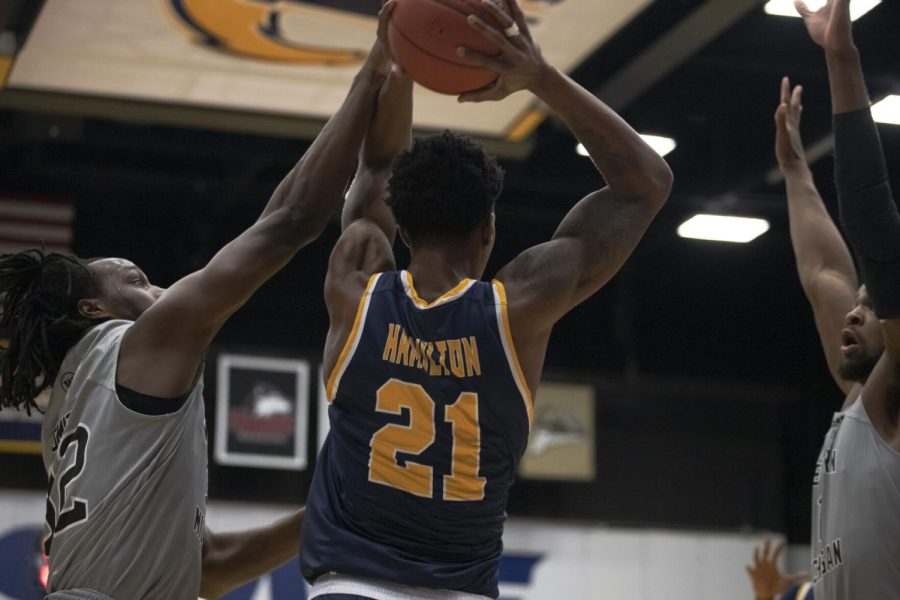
[[165, 0, 370, 65], [165, 0, 556, 67]]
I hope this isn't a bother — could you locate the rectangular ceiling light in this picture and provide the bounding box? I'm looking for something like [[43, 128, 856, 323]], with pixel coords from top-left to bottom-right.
[[677, 214, 771, 243], [577, 134, 676, 158], [872, 95, 900, 126], [763, 0, 881, 20]]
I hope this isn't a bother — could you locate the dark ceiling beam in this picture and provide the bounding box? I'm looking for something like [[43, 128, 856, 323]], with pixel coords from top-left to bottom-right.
[[0, 89, 533, 160], [597, 0, 769, 111]]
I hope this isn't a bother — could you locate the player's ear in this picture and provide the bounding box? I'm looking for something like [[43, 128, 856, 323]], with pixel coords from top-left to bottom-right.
[[77, 298, 113, 321], [398, 226, 413, 249]]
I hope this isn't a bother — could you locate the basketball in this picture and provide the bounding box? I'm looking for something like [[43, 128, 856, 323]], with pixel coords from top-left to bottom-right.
[[388, 0, 511, 95]]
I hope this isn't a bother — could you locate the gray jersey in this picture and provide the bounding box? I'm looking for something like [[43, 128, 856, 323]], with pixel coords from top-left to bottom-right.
[[41, 320, 207, 600], [812, 397, 900, 599]]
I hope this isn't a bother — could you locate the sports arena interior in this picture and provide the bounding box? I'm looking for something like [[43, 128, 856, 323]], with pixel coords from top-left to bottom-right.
[[1, 0, 899, 598]]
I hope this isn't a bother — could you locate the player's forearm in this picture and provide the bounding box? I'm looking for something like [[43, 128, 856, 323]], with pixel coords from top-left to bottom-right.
[[258, 66, 386, 241], [825, 48, 869, 115], [362, 71, 413, 172], [530, 67, 672, 203], [200, 508, 304, 600], [784, 168, 856, 291], [341, 71, 413, 235], [833, 107, 900, 319]]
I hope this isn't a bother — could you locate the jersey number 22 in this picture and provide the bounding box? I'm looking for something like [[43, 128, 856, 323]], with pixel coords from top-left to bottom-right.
[[44, 425, 91, 554]]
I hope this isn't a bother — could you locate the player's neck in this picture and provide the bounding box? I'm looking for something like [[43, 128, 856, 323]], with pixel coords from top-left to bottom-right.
[[406, 247, 482, 300]]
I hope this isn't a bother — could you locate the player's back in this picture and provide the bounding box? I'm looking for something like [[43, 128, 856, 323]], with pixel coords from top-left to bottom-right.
[[301, 271, 533, 598]]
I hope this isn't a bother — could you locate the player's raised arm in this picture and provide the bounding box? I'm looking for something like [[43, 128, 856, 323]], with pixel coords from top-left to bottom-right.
[[459, 0, 672, 388], [322, 58, 414, 378], [775, 77, 858, 394], [324, 68, 412, 302], [342, 68, 413, 238], [116, 5, 397, 399], [798, 0, 900, 425]]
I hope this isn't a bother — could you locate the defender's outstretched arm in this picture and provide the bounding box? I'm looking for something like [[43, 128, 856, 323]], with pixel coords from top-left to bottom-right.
[[117, 5, 397, 399], [775, 77, 858, 394], [798, 0, 900, 427]]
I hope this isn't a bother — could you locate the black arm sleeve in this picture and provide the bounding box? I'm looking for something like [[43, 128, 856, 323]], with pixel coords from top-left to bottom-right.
[[834, 108, 900, 319]]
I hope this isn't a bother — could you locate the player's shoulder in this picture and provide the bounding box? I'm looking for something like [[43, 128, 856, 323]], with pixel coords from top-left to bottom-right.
[[329, 221, 396, 283], [75, 319, 133, 358]]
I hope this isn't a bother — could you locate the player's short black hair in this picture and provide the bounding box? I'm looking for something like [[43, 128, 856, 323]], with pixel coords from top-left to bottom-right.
[[388, 131, 504, 244], [0, 250, 100, 413]]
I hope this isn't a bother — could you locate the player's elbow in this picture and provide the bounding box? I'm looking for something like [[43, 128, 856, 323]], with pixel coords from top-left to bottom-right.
[[268, 200, 329, 248], [645, 160, 674, 207], [615, 158, 673, 209]]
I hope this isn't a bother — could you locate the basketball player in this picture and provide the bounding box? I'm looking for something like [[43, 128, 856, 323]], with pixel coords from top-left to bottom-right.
[[300, 1, 673, 598], [781, 0, 900, 596], [746, 538, 811, 600], [0, 6, 397, 600]]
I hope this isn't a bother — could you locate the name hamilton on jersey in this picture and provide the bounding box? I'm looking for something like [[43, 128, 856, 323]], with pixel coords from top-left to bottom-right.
[[381, 323, 481, 378]]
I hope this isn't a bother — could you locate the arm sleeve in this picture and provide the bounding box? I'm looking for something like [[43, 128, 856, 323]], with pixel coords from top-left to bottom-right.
[[834, 108, 900, 318]]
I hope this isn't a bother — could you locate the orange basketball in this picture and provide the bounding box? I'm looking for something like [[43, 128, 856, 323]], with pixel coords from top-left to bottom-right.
[[388, 0, 510, 95]]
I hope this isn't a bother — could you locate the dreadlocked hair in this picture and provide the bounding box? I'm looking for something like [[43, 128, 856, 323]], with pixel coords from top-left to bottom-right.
[[0, 250, 100, 414], [388, 131, 504, 244]]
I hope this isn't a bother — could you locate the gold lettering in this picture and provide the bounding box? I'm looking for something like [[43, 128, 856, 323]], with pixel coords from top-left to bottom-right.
[[462, 336, 481, 377], [417, 340, 429, 371], [398, 331, 410, 366], [447, 339, 465, 378], [382, 323, 400, 363], [386, 331, 481, 378], [435, 341, 449, 375], [408, 337, 420, 369]]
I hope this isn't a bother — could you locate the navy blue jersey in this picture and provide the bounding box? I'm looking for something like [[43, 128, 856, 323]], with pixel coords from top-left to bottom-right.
[[301, 271, 533, 598]]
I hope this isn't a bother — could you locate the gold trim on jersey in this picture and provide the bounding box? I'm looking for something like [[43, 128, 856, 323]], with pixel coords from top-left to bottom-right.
[[325, 273, 381, 402], [401, 271, 476, 309], [797, 582, 813, 600], [491, 279, 534, 429]]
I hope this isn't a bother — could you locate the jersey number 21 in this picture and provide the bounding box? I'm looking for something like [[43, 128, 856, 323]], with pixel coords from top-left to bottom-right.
[[369, 379, 486, 501]]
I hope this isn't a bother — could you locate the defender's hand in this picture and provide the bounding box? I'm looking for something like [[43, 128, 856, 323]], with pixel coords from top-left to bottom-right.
[[775, 76, 808, 174], [745, 538, 809, 600], [795, 0, 856, 53], [455, 0, 551, 103]]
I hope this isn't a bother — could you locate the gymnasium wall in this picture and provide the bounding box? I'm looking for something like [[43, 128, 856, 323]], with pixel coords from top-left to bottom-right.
[[0, 366, 808, 533], [0, 490, 809, 600]]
